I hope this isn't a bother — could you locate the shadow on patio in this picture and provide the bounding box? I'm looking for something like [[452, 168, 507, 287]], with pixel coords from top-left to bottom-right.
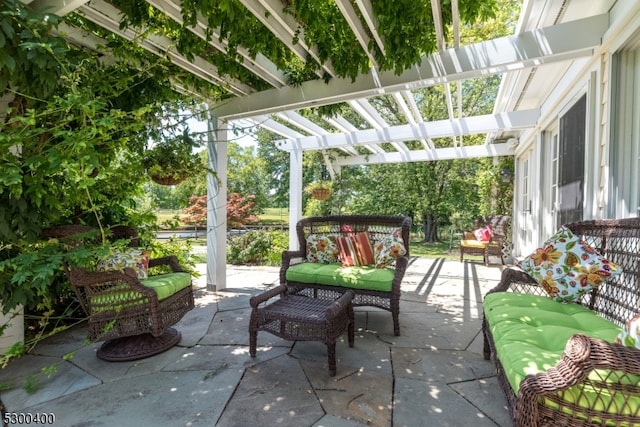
[[0, 257, 512, 427]]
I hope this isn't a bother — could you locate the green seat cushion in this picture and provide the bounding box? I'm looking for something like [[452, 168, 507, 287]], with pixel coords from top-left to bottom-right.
[[484, 293, 621, 392], [141, 272, 192, 300], [90, 272, 191, 312], [286, 262, 395, 292], [484, 293, 640, 421]]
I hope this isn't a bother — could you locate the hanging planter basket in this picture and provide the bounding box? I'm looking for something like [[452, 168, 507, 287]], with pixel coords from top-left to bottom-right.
[[148, 172, 188, 186], [311, 188, 331, 200]]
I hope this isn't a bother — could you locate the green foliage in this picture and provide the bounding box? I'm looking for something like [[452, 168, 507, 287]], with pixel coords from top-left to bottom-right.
[[227, 193, 259, 229], [226, 230, 288, 266], [143, 129, 206, 184]]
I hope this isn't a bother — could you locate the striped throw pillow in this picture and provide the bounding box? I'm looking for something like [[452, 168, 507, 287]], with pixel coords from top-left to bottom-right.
[[337, 232, 375, 267]]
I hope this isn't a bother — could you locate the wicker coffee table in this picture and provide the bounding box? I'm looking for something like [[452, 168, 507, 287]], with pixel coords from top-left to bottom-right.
[[249, 285, 355, 376]]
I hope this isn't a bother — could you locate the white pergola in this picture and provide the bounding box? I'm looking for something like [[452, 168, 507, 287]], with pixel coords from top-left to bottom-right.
[[25, 0, 609, 289]]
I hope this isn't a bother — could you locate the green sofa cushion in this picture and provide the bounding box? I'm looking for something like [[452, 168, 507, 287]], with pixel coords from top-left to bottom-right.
[[91, 272, 191, 312], [484, 293, 621, 392], [484, 293, 640, 420], [285, 262, 395, 292]]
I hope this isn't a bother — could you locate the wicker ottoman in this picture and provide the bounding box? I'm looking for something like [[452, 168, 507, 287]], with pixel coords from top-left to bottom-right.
[[249, 285, 355, 376]]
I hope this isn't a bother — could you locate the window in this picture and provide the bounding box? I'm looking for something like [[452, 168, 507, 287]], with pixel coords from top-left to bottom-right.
[[557, 94, 586, 225]]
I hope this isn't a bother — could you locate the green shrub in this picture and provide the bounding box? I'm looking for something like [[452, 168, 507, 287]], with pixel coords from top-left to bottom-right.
[[227, 230, 289, 266]]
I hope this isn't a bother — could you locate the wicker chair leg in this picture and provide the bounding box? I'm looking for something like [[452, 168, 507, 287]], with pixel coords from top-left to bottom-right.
[[326, 341, 337, 377], [249, 329, 257, 357], [482, 320, 491, 360], [393, 311, 400, 336], [348, 306, 355, 347]]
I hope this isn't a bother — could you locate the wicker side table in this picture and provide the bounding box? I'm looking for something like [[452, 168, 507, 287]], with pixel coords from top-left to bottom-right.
[[249, 285, 355, 376]]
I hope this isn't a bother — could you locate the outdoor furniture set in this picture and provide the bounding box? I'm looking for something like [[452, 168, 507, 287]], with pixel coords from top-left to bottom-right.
[[43, 225, 194, 362], [249, 214, 411, 375], [482, 217, 640, 426], [460, 215, 511, 265]]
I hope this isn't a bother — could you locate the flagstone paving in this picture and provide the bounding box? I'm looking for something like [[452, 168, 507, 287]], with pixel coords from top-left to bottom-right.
[[0, 257, 512, 426]]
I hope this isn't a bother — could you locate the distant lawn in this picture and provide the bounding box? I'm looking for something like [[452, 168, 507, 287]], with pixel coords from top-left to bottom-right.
[[258, 207, 289, 225]]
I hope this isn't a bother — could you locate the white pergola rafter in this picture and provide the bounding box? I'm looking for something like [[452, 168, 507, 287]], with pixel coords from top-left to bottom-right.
[[335, 0, 378, 67], [78, 0, 255, 96], [275, 109, 539, 153], [354, 0, 385, 56], [146, 0, 288, 88], [239, 0, 336, 78]]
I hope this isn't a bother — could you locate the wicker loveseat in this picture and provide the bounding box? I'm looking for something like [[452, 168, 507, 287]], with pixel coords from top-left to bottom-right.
[[281, 215, 411, 336], [482, 218, 640, 426]]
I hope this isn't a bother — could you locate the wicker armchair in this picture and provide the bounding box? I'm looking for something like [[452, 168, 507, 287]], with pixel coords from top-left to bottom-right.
[[43, 225, 194, 361], [483, 217, 640, 427], [460, 215, 511, 265]]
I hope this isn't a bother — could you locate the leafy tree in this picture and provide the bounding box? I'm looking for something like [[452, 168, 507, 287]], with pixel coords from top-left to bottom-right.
[[256, 131, 290, 208], [227, 193, 259, 229], [183, 195, 207, 227], [227, 142, 269, 211]]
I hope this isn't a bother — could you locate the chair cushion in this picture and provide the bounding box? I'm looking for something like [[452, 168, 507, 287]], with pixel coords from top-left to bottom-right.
[[141, 272, 192, 300], [484, 293, 622, 392], [484, 292, 640, 418], [90, 272, 191, 312], [460, 239, 487, 249], [285, 262, 395, 292]]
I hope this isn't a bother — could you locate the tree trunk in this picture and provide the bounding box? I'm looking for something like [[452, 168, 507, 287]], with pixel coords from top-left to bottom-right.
[[422, 214, 439, 242]]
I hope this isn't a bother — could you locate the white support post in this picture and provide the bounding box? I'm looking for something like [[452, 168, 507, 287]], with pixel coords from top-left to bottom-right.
[[206, 115, 228, 291], [288, 149, 303, 250]]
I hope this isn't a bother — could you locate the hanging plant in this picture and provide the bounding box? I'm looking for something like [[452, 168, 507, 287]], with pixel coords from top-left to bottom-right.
[[142, 129, 202, 186], [305, 181, 332, 201]]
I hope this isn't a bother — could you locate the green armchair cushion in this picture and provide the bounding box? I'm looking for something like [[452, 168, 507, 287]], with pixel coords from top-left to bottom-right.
[[285, 262, 395, 292], [90, 272, 191, 312]]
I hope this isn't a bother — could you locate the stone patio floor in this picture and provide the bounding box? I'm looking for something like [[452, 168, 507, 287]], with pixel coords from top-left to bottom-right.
[[0, 257, 512, 426]]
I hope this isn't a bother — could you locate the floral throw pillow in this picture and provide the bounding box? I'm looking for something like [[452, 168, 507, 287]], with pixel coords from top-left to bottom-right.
[[374, 228, 407, 268], [616, 313, 640, 349], [97, 248, 151, 279], [306, 233, 339, 263], [519, 226, 622, 303]]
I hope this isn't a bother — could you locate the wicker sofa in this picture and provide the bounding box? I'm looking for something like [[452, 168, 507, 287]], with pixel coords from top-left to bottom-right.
[[482, 218, 640, 426], [281, 215, 411, 336]]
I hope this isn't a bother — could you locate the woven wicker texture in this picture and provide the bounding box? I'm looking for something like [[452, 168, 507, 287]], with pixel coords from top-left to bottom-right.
[[281, 215, 411, 336], [483, 217, 640, 427], [249, 285, 355, 376]]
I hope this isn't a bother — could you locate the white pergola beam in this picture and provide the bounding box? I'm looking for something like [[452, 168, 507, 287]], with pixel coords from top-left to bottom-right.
[[213, 14, 608, 119], [336, 142, 515, 166], [275, 109, 539, 152]]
